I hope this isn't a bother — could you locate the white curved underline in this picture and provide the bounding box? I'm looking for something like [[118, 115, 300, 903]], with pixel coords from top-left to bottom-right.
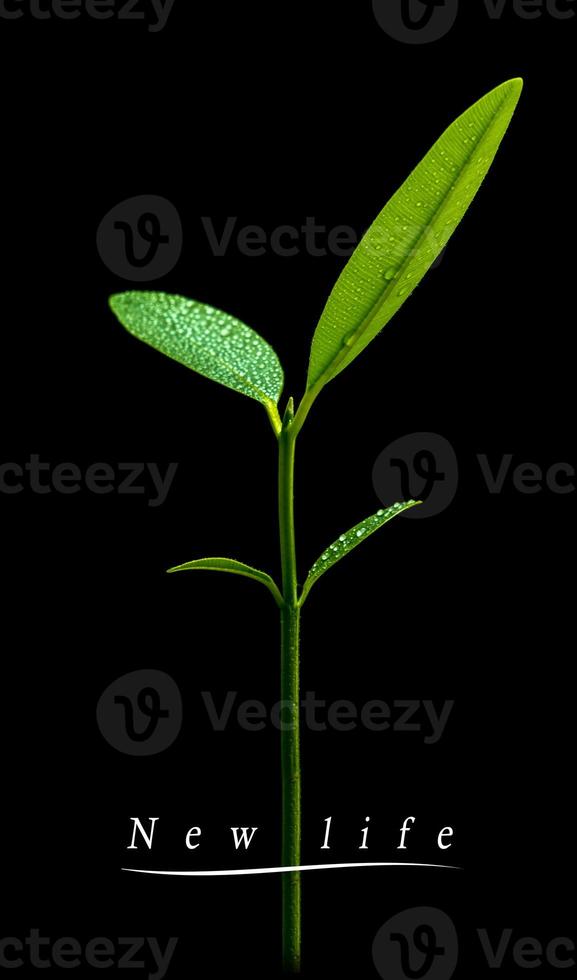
[[122, 862, 461, 877]]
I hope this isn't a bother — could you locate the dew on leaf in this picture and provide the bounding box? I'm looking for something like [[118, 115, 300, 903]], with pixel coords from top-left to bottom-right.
[[109, 291, 284, 407]]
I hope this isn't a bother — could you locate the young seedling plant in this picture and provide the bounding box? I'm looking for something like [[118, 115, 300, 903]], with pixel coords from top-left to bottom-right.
[[109, 78, 523, 974]]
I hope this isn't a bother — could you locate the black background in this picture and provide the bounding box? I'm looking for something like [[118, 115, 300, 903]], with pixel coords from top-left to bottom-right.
[[1, 2, 574, 978]]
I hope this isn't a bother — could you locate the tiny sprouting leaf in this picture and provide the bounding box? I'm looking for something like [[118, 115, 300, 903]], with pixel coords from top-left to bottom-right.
[[167, 556, 283, 607], [300, 501, 421, 603], [109, 291, 284, 412], [305, 78, 523, 396]]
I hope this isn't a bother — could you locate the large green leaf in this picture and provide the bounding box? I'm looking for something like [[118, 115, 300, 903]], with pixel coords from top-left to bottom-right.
[[167, 556, 283, 607], [300, 500, 421, 604], [304, 78, 523, 396], [109, 291, 284, 419]]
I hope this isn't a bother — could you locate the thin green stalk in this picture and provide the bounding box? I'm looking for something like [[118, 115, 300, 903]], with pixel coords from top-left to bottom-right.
[[280, 601, 301, 972], [278, 399, 301, 973]]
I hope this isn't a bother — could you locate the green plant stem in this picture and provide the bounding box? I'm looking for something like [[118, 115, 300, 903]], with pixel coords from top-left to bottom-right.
[[278, 411, 301, 973], [280, 601, 301, 972]]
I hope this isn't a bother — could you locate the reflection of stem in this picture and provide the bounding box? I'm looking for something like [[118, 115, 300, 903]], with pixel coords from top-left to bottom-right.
[[278, 407, 301, 973]]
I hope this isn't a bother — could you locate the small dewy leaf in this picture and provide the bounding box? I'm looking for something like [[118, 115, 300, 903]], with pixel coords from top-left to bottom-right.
[[300, 501, 421, 604], [304, 78, 523, 397], [109, 291, 284, 413], [167, 556, 283, 607]]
